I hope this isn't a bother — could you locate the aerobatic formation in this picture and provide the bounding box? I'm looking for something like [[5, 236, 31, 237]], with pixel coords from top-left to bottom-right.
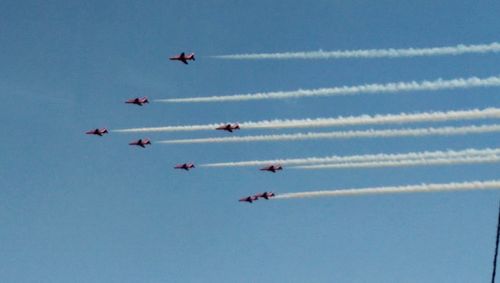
[[239, 192, 276, 203], [86, 43, 500, 203]]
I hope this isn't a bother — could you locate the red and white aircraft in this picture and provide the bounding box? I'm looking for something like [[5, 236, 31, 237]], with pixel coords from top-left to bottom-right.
[[174, 163, 196, 171], [255, 192, 276, 200], [239, 195, 258, 203], [129, 139, 151, 148], [169, 52, 195, 64], [86, 128, 108, 136], [216, 124, 240, 132], [125, 97, 149, 106], [260, 165, 283, 173]]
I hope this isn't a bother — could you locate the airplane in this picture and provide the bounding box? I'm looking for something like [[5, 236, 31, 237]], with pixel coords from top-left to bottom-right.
[[260, 164, 283, 173], [216, 124, 240, 132], [174, 163, 196, 171], [86, 128, 108, 136], [129, 139, 151, 148], [255, 192, 276, 200], [169, 52, 195, 64], [125, 97, 149, 106], [239, 195, 258, 203]]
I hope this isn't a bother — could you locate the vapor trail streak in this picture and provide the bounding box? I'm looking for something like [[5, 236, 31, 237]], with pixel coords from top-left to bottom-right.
[[213, 42, 500, 60], [200, 148, 500, 167], [274, 180, 500, 200], [291, 155, 500, 169], [156, 75, 500, 103], [112, 108, 500, 133], [157, 124, 500, 144]]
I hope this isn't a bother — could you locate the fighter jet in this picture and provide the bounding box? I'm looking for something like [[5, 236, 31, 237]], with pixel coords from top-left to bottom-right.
[[169, 52, 195, 64], [129, 139, 151, 148], [216, 124, 240, 132], [125, 97, 149, 106], [86, 128, 109, 136], [174, 163, 196, 171], [255, 192, 276, 200], [239, 195, 258, 203], [260, 165, 283, 173]]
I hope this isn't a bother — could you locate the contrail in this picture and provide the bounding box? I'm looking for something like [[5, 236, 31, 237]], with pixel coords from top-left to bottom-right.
[[213, 42, 500, 60], [291, 155, 500, 170], [273, 180, 500, 200], [158, 124, 500, 144], [200, 148, 500, 168], [156, 75, 500, 103], [112, 108, 500, 133]]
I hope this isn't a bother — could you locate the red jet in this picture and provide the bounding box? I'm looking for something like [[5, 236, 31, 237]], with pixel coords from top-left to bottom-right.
[[169, 52, 195, 64], [86, 128, 108, 136], [129, 139, 151, 148], [126, 97, 149, 106], [239, 195, 258, 203], [174, 163, 196, 171], [260, 165, 283, 173], [255, 192, 276, 200], [216, 124, 240, 132]]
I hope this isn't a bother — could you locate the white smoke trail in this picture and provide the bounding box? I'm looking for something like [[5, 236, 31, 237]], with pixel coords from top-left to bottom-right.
[[112, 108, 500, 133], [158, 124, 500, 144], [292, 155, 500, 170], [274, 180, 500, 200], [213, 42, 500, 60], [156, 75, 500, 103], [113, 124, 219, 133], [200, 148, 500, 167]]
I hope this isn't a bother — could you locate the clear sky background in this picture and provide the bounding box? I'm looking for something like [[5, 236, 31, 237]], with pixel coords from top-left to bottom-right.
[[1, 1, 500, 282]]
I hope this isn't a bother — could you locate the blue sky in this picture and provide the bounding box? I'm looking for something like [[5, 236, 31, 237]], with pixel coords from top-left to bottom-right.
[[1, 0, 500, 282]]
